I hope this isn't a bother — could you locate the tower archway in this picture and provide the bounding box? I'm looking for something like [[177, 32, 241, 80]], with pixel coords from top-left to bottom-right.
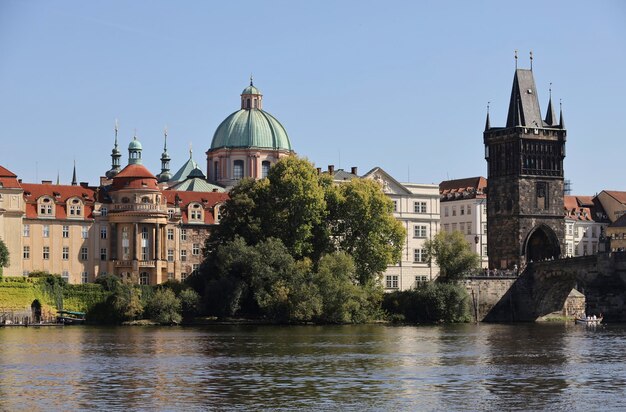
[[523, 224, 561, 263]]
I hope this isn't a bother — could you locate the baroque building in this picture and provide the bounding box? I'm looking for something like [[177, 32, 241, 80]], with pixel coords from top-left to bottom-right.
[[484, 61, 566, 269]]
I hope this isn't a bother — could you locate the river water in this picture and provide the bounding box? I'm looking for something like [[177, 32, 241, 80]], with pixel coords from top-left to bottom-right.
[[1, 323, 625, 411]]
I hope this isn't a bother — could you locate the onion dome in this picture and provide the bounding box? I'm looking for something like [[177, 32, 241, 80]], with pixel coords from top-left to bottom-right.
[[209, 79, 292, 152]]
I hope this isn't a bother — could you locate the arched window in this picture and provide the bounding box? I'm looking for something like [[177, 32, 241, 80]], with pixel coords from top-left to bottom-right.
[[246, 98, 251, 109], [262, 161, 271, 178], [233, 160, 244, 180]]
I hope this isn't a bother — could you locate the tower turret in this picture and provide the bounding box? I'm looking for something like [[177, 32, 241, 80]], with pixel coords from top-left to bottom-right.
[[106, 120, 122, 178], [128, 133, 143, 165], [157, 127, 172, 183]]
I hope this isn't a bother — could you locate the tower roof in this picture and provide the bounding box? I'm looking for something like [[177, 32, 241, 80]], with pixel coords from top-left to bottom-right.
[[506, 69, 544, 128], [169, 153, 199, 183]]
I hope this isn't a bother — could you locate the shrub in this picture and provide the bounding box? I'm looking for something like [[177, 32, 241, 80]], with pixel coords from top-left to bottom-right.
[[145, 288, 182, 324], [179, 288, 201, 321]]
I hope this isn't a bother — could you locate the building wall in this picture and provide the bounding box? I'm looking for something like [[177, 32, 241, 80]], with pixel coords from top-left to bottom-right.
[[440, 197, 488, 268], [0, 188, 24, 277]]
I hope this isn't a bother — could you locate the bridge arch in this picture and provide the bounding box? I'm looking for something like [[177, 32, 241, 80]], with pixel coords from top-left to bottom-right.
[[522, 224, 561, 263]]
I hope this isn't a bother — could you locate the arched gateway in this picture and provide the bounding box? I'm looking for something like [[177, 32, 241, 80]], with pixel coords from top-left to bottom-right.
[[523, 225, 561, 263]]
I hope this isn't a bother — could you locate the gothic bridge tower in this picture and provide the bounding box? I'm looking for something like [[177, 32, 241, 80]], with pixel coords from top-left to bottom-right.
[[484, 58, 566, 270]]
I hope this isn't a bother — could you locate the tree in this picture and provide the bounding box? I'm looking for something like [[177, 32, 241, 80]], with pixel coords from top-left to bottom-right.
[[424, 231, 480, 282], [328, 179, 405, 285], [0, 238, 9, 276], [145, 288, 182, 324]]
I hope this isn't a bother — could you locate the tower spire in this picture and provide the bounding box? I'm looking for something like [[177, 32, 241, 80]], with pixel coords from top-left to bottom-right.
[[530, 50, 533, 71], [71, 160, 77, 186], [544, 83, 556, 126], [157, 126, 171, 183], [484, 101, 491, 131], [515, 49, 518, 70], [106, 119, 122, 178]]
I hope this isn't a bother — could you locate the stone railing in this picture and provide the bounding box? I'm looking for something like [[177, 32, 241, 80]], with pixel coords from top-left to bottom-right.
[[110, 204, 167, 213]]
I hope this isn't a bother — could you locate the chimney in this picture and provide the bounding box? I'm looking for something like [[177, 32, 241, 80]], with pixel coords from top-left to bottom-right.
[[80, 182, 89, 188], [316, 167, 321, 175], [328, 165, 334, 175], [351, 166, 358, 175], [42, 180, 52, 185]]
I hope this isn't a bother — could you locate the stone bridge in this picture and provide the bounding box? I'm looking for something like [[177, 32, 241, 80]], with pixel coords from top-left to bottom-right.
[[471, 252, 626, 322]]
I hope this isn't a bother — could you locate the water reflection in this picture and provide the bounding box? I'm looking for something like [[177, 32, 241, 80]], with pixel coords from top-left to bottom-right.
[[2, 324, 626, 410]]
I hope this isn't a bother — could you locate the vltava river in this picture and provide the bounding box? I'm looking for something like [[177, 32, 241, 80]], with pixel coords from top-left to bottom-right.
[[1, 323, 625, 411]]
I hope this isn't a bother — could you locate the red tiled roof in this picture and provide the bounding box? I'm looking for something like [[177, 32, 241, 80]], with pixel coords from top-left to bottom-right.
[[439, 177, 487, 200], [604, 191, 626, 204], [0, 165, 22, 189], [564, 195, 608, 223], [110, 164, 159, 191], [164, 190, 229, 224], [21, 183, 96, 219]]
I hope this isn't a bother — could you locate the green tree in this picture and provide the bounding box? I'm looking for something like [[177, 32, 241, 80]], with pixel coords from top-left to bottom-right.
[[424, 231, 480, 282], [329, 179, 405, 285], [145, 288, 182, 324], [382, 283, 471, 323], [0, 239, 9, 276], [179, 288, 202, 321]]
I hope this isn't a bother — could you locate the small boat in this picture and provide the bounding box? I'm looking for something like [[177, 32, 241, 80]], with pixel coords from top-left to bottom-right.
[[575, 316, 603, 326], [56, 310, 86, 325]]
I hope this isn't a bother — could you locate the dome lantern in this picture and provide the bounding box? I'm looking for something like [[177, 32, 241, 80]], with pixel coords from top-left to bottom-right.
[[241, 76, 263, 110]]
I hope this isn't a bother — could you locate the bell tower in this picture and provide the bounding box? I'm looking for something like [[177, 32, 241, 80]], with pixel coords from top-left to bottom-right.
[[484, 55, 566, 270]]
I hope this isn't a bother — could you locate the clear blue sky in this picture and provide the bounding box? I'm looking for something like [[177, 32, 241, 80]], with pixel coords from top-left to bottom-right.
[[1, 0, 624, 194]]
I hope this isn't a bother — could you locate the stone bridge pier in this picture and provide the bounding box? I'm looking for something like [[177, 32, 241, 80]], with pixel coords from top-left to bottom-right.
[[482, 252, 626, 322]]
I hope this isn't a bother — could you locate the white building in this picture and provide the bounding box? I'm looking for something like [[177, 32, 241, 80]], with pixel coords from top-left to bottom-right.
[[564, 195, 609, 257], [439, 177, 488, 268]]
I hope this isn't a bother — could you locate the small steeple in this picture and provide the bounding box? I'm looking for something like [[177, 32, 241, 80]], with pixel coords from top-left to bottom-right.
[[157, 126, 172, 183], [484, 102, 491, 131], [559, 99, 565, 129], [71, 160, 77, 186], [106, 119, 122, 178], [128, 133, 143, 165], [544, 83, 556, 126], [241, 77, 263, 110]]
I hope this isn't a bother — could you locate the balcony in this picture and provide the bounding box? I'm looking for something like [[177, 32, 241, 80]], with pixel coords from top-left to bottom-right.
[[114, 260, 156, 268], [110, 203, 167, 213]]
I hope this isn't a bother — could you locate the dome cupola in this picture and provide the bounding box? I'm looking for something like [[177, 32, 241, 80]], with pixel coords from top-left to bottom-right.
[[128, 135, 143, 165]]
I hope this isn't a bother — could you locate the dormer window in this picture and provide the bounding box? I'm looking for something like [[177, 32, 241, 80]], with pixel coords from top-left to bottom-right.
[[38, 197, 54, 217], [68, 198, 83, 217], [189, 203, 203, 222]]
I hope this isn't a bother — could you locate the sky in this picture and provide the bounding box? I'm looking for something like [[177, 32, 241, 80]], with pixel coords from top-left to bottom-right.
[[0, 0, 625, 195]]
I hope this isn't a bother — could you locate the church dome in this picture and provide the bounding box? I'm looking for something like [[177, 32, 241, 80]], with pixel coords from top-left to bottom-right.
[[210, 109, 291, 151], [128, 137, 142, 151], [209, 80, 292, 152]]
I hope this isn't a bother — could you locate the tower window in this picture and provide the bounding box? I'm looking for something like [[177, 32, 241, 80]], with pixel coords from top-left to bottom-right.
[[233, 160, 244, 180], [214, 161, 220, 180], [262, 161, 271, 178], [246, 98, 251, 109]]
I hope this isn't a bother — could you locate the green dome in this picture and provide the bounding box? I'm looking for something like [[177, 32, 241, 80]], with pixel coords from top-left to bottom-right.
[[128, 138, 142, 150], [242, 85, 261, 95], [210, 109, 292, 151]]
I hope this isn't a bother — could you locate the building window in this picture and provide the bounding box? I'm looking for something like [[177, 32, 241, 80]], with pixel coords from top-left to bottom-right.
[[582, 243, 588, 255], [460, 205, 465, 215], [39, 197, 54, 216], [100, 248, 107, 261], [180, 229, 187, 241], [122, 227, 130, 260], [467, 205, 471, 215], [167, 272, 174, 281], [415, 275, 427, 284], [167, 249, 174, 262], [444, 207, 449, 217], [100, 207, 107, 217], [180, 250, 187, 261], [62, 271, 69, 282], [190, 204, 203, 221], [43, 225, 50, 238], [80, 247, 88, 261], [460, 222, 465, 234], [43, 246, 50, 260], [262, 161, 271, 178], [413, 248, 426, 263], [81, 226, 88, 239], [82, 272, 88, 284], [386, 275, 398, 289], [567, 224, 573, 236], [467, 223, 472, 235], [181, 272, 188, 281], [100, 226, 107, 239], [62, 225, 69, 238], [141, 246, 148, 261], [392, 200, 398, 212], [23, 224, 30, 237], [140, 272, 149, 285], [443, 224, 449, 233], [483, 223, 487, 234], [168, 209, 174, 219], [213, 161, 220, 180], [192, 243, 200, 255], [192, 263, 199, 273], [413, 225, 427, 238], [62, 246, 69, 260], [23, 246, 30, 259], [233, 160, 244, 180], [452, 206, 457, 216], [69, 199, 82, 216], [452, 223, 458, 232], [414, 201, 427, 213], [167, 228, 174, 240]]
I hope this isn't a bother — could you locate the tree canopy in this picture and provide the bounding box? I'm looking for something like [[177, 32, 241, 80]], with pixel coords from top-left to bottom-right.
[[424, 231, 480, 282], [0, 238, 9, 269]]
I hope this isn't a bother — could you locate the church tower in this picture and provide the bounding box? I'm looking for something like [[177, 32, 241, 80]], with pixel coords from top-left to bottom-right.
[[484, 55, 566, 270]]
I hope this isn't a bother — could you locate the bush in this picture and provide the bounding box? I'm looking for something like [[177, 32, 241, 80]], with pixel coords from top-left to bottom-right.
[[145, 288, 182, 324], [95, 274, 122, 292], [382, 282, 471, 323], [179, 288, 201, 321]]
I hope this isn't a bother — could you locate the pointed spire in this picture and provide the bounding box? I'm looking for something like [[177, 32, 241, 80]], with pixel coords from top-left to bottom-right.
[[71, 160, 77, 186], [56, 170, 60, 185], [157, 126, 172, 183], [189, 142, 193, 159], [250, 74, 254, 86], [544, 83, 556, 126], [515, 50, 518, 69], [484, 102, 491, 131], [163, 126, 168, 151], [114, 119, 119, 148], [559, 99, 565, 129], [530, 50, 533, 71]]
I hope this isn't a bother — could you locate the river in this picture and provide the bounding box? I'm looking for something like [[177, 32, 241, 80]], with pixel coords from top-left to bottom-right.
[[1, 323, 625, 411]]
